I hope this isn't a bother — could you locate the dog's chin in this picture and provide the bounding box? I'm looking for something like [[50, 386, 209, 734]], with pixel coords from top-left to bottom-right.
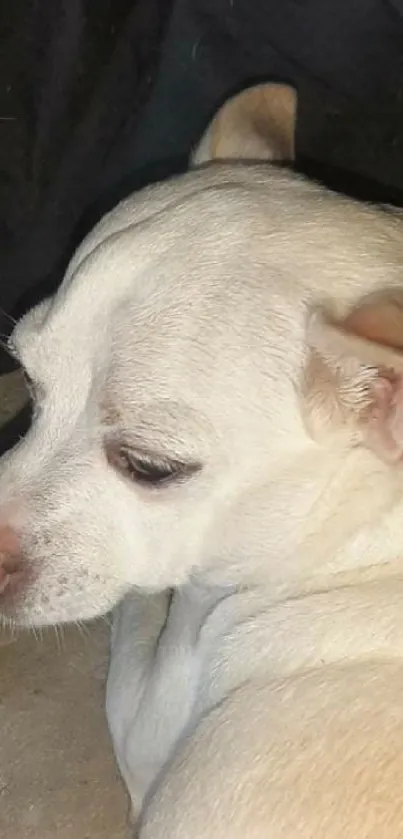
[[0, 569, 129, 628]]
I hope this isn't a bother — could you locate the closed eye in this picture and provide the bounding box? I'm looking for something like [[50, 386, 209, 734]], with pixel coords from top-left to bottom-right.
[[105, 441, 201, 488]]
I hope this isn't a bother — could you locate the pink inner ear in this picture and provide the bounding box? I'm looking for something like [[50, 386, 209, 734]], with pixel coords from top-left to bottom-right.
[[344, 301, 403, 351], [366, 374, 403, 463]]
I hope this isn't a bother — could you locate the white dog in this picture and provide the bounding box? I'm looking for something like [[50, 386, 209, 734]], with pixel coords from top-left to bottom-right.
[[1, 82, 403, 837]]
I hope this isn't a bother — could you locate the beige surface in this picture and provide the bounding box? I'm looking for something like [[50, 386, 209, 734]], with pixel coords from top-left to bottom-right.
[[0, 369, 28, 420], [0, 626, 130, 838], [0, 373, 130, 838]]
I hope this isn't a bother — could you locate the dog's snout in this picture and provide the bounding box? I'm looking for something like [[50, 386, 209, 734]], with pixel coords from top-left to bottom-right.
[[0, 526, 22, 593]]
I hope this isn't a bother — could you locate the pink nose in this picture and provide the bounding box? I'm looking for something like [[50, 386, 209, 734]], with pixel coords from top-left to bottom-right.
[[0, 525, 22, 593]]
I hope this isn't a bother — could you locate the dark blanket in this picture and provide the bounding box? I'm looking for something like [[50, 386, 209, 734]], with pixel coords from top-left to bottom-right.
[[0, 0, 402, 371]]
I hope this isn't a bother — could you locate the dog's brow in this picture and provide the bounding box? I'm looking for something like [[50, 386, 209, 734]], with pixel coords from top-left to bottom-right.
[[100, 397, 121, 427], [100, 393, 211, 463], [101, 412, 207, 467], [104, 427, 200, 465]]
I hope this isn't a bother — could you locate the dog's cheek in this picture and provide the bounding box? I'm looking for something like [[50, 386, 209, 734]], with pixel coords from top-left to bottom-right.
[[2, 551, 131, 627], [0, 488, 134, 625], [0, 457, 217, 624]]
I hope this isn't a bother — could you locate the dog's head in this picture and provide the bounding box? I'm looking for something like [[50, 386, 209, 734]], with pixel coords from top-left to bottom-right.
[[1, 84, 403, 627]]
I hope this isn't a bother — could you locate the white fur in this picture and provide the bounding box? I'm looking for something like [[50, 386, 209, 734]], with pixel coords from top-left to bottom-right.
[[2, 87, 403, 835]]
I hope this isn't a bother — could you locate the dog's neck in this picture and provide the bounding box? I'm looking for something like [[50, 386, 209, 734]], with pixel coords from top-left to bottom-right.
[[180, 571, 403, 720], [200, 443, 403, 604]]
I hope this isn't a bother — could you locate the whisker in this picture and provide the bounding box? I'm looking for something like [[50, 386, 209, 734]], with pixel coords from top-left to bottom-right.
[[30, 621, 40, 644], [75, 619, 91, 640], [0, 337, 15, 359], [0, 308, 17, 328], [59, 623, 66, 652], [54, 624, 64, 654], [0, 611, 18, 643], [0, 339, 23, 372]]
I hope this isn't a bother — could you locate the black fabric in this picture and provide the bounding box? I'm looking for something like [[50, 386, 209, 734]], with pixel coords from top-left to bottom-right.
[[0, 0, 173, 347], [0, 0, 403, 450], [128, 0, 403, 187]]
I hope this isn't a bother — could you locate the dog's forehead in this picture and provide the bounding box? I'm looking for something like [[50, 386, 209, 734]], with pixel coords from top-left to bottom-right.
[[20, 162, 381, 446], [14, 161, 403, 389], [18, 186, 291, 358], [12, 173, 313, 454], [101, 276, 304, 462]]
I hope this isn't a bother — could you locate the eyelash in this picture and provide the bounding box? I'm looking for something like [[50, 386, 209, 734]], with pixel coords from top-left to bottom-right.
[[117, 449, 178, 485], [106, 443, 200, 488]]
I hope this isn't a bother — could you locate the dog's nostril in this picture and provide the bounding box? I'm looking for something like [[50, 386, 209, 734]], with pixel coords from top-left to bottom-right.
[[2, 557, 21, 576], [0, 526, 23, 595], [0, 554, 23, 596], [0, 569, 10, 594], [0, 564, 19, 595], [0, 525, 21, 558]]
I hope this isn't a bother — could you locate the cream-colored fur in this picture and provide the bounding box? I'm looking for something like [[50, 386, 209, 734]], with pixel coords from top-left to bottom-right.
[[1, 84, 403, 836]]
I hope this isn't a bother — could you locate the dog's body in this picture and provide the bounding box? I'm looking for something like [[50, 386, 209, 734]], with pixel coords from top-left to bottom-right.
[[109, 581, 403, 838], [1, 86, 403, 835]]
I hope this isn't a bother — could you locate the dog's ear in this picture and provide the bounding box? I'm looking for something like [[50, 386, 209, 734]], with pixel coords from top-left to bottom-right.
[[192, 83, 297, 165], [303, 293, 403, 463]]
